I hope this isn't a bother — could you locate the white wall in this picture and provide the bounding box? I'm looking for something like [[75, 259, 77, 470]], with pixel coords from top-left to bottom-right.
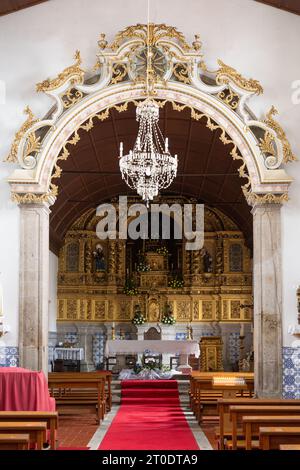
[[0, 163, 19, 346], [0, 0, 299, 345], [49, 251, 58, 333]]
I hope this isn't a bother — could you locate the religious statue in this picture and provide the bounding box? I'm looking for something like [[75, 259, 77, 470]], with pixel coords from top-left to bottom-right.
[[201, 248, 213, 273], [93, 244, 106, 272]]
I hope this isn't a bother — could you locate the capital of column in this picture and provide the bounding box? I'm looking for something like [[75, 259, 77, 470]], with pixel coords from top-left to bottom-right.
[[246, 191, 287, 214]]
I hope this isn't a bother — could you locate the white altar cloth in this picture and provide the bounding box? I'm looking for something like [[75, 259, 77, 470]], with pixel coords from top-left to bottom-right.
[[105, 340, 200, 358]]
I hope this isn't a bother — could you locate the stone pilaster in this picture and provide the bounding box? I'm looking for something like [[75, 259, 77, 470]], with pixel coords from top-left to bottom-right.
[[252, 203, 283, 397], [19, 203, 50, 375]]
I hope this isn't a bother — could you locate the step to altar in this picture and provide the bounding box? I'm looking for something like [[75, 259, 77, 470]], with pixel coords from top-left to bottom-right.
[[111, 379, 190, 405]]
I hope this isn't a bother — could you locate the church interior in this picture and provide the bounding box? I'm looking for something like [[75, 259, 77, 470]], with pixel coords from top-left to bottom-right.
[[0, 0, 300, 454]]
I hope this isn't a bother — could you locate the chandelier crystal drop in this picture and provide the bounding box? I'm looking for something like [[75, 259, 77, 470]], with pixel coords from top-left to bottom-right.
[[119, 99, 178, 206]]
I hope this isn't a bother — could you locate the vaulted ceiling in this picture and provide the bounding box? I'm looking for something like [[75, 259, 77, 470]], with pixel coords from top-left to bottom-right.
[[2, 0, 300, 16], [49, 102, 252, 253]]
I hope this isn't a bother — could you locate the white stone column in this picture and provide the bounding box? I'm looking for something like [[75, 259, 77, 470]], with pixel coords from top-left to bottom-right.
[[252, 203, 283, 397], [19, 202, 50, 375]]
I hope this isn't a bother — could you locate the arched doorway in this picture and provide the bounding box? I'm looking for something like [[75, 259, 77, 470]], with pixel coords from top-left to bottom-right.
[[6, 24, 295, 397]]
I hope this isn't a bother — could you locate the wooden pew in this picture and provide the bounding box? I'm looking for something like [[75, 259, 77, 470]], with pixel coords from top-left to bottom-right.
[[230, 406, 300, 450], [190, 372, 253, 412], [217, 398, 300, 450], [243, 416, 300, 450], [0, 422, 47, 450], [192, 376, 254, 423], [48, 374, 106, 423], [259, 427, 300, 450], [48, 371, 112, 412], [0, 411, 58, 449], [0, 434, 30, 450], [279, 444, 300, 450]]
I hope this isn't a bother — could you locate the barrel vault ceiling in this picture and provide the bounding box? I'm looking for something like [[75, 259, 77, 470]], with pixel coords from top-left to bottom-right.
[[49, 102, 252, 253]]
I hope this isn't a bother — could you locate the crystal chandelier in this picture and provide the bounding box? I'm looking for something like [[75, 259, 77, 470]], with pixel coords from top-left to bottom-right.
[[119, 99, 178, 206], [118, 0, 178, 206]]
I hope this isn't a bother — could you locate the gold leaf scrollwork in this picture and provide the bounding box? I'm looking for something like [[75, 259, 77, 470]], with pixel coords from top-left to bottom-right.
[[6, 106, 39, 162], [243, 189, 289, 206], [109, 23, 191, 51], [11, 183, 58, 204], [36, 50, 84, 92], [25, 132, 41, 157], [217, 88, 239, 110], [62, 88, 84, 109], [172, 63, 191, 84], [110, 63, 128, 85], [263, 106, 297, 163], [216, 60, 263, 95], [258, 131, 276, 157]]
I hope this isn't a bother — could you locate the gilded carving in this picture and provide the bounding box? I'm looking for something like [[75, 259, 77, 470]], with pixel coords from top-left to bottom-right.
[[218, 88, 239, 110], [216, 60, 263, 95], [263, 106, 297, 164], [231, 300, 241, 320], [94, 301, 106, 320], [36, 50, 84, 92], [6, 106, 39, 163], [202, 301, 213, 320], [108, 23, 191, 51], [62, 88, 84, 109], [176, 301, 191, 320]]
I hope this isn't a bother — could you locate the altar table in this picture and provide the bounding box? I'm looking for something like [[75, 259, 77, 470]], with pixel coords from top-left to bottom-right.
[[0, 368, 55, 411], [105, 340, 200, 358], [105, 340, 199, 372]]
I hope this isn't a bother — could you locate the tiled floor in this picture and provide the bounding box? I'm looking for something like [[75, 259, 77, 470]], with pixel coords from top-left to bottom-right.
[[57, 406, 99, 448]]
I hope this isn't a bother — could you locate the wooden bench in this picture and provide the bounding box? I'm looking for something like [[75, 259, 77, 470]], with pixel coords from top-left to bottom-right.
[[0, 422, 47, 450], [279, 444, 300, 450], [0, 411, 58, 449], [216, 398, 300, 450], [259, 427, 300, 450], [48, 371, 112, 412], [230, 406, 300, 450], [0, 433, 30, 450], [243, 416, 300, 450], [48, 374, 106, 423], [191, 376, 254, 423]]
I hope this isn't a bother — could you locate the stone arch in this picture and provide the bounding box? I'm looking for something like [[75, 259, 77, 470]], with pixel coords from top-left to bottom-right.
[[6, 23, 296, 397]]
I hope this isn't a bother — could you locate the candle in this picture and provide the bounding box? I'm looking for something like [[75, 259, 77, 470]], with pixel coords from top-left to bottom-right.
[[120, 142, 123, 157], [112, 322, 115, 328], [240, 323, 245, 337]]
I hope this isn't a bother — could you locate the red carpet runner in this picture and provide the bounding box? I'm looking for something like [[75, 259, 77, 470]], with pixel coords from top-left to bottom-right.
[[98, 380, 199, 450]]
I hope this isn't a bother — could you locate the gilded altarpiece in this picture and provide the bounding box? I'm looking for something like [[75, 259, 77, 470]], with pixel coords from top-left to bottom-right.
[[57, 198, 252, 324]]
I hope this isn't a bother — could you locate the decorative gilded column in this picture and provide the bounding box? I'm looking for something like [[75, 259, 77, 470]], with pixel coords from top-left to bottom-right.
[[252, 203, 283, 397], [19, 202, 50, 375], [108, 240, 117, 285]]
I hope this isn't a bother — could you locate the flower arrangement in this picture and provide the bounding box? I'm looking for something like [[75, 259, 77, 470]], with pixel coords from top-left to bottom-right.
[[161, 304, 176, 325], [136, 254, 150, 272], [156, 246, 169, 256], [132, 305, 146, 325], [123, 277, 138, 296], [136, 261, 150, 272], [168, 276, 184, 289]]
